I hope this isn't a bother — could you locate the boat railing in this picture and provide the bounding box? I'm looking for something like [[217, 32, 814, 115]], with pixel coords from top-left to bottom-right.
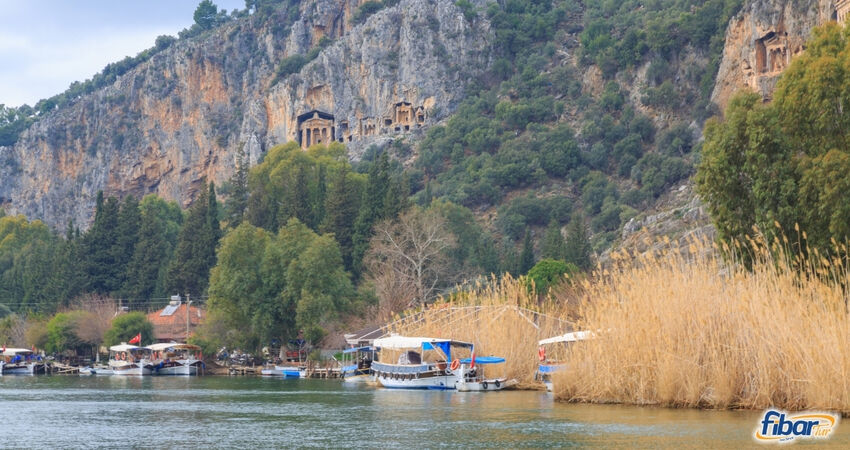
[[371, 361, 437, 374]]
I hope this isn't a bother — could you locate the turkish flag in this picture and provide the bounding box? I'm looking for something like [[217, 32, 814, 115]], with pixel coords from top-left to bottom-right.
[[128, 333, 141, 345], [470, 350, 476, 369]]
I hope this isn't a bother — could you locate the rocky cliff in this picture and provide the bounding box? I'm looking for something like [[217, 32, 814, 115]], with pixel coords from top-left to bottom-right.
[[712, 0, 837, 110], [0, 0, 492, 228]]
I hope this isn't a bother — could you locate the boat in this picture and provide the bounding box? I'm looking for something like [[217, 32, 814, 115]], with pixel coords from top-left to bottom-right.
[[371, 335, 485, 390], [260, 366, 306, 378], [108, 344, 154, 376], [454, 356, 518, 392], [536, 330, 593, 391], [79, 365, 113, 375], [0, 348, 45, 375], [340, 346, 376, 384], [148, 343, 204, 375]]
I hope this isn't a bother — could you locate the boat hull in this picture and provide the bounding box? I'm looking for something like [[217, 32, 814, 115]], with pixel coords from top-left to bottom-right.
[[262, 366, 305, 378], [375, 373, 460, 390], [156, 364, 193, 376], [342, 373, 374, 384], [79, 366, 113, 376], [456, 378, 516, 392]]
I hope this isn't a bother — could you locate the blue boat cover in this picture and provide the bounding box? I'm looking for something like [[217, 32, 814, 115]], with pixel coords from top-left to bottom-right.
[[459, 356, 505, 364], [537, 364, 566, 373], [422, 341, 452, 360], [342, 346, 372, 354]]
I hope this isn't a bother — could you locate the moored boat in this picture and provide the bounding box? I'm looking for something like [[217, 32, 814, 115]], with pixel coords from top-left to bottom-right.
[[148, 343, 204, 375], [455, 356, 517, 392], [340, 346, 375, 384], [79, 365, 113, 375], [1, 348, 45, 375], [109, 344, 154, 376], [371, 336, 477, 390], [536, 330, 592, 391]]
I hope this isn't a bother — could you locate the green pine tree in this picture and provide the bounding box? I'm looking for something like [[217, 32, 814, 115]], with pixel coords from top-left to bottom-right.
[[322, 166, 361, 271], [82, 192, 121, 294]]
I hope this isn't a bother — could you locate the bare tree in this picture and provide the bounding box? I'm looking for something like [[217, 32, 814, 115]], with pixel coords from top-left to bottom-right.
[[70, 294, 118, 347], [365, 207, 455, 317]]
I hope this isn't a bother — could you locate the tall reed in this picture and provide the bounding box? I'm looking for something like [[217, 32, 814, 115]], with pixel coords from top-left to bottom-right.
[[555, 236, 850, 413]]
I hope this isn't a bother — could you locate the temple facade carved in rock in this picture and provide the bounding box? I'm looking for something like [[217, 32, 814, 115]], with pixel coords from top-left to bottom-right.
[[295, 100, 428, 149]]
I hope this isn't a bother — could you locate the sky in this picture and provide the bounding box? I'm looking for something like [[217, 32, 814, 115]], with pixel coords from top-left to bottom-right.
[[0, 0, 245, 108]]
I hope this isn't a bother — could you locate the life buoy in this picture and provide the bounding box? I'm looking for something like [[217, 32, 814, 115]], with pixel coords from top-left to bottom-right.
[[495, 379, 501, 388], [482, 380, 488, 389], [538, 346, 546, 362], [120, 352, 126, 361], [450, 359, 460, 371]]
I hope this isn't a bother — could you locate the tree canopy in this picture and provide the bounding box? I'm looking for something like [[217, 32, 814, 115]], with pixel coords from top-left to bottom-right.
[[697, 23, 850, 256]]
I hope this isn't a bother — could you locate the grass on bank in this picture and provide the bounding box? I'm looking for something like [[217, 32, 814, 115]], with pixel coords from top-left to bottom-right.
[[555, 235, 850, 413]]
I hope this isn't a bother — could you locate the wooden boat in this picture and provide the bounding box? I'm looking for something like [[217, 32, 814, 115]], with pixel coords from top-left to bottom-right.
[[340, 346, 375, 384], [147, 343, 204, 375], [536, 330, 593, 391], [371, 335, 486, 390], [0, 348, 45, 375], [108, 344, 154, 376]]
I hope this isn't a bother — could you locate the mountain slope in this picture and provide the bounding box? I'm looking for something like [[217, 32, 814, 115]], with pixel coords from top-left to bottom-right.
[[0, 0, 491, 228]]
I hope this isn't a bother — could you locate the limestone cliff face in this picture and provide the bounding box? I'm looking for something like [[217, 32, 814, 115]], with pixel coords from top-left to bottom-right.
[[0, 0, 492, 228], [712, 0, 836, 110]]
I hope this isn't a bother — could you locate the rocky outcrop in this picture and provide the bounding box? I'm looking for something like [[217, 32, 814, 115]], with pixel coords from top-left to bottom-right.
[[0, 0, 492, 228], [711, 0, 836, 110]]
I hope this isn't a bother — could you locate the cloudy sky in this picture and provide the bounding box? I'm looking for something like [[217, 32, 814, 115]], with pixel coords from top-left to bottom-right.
[[0, 0, 245, 108]]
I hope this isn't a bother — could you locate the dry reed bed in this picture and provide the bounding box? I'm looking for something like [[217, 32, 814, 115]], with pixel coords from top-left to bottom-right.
[[387, 277, 572, 387], [556, 238, 850, 413]]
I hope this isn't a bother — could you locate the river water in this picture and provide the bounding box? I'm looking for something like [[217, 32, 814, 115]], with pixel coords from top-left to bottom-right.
[[0, 376, 847, 448]]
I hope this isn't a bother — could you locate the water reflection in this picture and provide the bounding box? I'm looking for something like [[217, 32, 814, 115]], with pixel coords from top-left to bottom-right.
[[0, 377, 846, 448]]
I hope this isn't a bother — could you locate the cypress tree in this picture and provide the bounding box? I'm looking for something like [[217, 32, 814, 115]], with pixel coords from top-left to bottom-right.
[[166, 181, 220, 296], [519, 229, 535, 275], [224, 145, 249, 227], [83, 192, 121, 294], [564, 213, 593, 271], [311, 164, 327, 230], [322, 166, 361, 271], [351, 152, 391, 277], [541, 219, 567, 261], [114, 195, 141, 290], [122, 204, 171, 305]]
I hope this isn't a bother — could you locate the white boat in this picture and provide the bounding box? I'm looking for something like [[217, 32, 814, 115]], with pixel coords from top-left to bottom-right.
[[372, 335, 512, 391], [340, 346, 376, 384], [454, 356, 517, 392], [261, 365, 306, 378], [109, 344, 154, 376], [79, 365, 113, 375], [1, 348, 45, 375], [147, 343, 204, 376], [536, 330, 593, 391]]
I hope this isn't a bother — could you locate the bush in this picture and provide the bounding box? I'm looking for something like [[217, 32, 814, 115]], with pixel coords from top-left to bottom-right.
[[103, 312, 154, 346]]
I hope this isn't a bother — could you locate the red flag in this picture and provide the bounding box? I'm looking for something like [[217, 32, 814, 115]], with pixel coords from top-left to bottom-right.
[[2, 343, 5, 353], [470, 350, 476, 369], [128, 333, 141, 345]]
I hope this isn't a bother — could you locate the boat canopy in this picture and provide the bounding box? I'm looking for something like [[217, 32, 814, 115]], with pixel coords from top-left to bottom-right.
[[109, 344, 148, 352], [147, 343, 201, 351], [459, 356, 505, 364], [1, 348, 33, 356], [538, 330, 593, 345], [342, 346, 373, 354], [372, 336, 473, 350]]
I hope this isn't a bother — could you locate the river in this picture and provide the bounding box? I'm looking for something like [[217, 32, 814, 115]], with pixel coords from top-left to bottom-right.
[[0, 376, 847, 448]]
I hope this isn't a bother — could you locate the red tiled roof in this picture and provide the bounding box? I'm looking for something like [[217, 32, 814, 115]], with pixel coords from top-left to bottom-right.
[[146, 304, 205, 342]]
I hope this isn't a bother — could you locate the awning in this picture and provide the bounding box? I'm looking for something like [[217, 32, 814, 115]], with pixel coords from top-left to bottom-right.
[[459, 356, 505, 364], [538, 330, 593, 345], [373, 335, 473, 350], [342, 346, 373, 354]]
